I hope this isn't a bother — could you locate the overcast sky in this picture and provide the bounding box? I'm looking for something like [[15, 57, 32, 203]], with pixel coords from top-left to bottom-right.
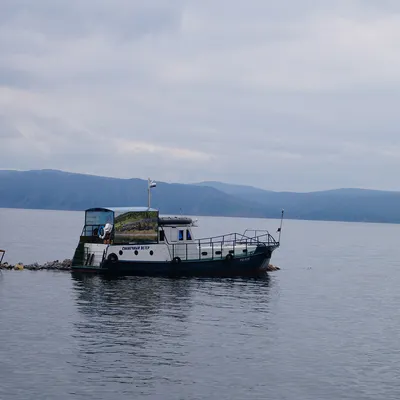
[[1, 0, 400, 191]]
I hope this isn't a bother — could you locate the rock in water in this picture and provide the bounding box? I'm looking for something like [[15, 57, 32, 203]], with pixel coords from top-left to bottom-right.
[[267, 264, 280, 271], [14, 263, 24, 270], [3, 259, 73, 271]]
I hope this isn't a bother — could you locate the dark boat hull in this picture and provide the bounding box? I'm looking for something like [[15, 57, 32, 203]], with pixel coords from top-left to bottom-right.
[[71, 245, 276, 277]]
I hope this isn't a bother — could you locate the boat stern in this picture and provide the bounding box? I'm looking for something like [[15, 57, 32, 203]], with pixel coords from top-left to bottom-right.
[[72, 242, 108, 270]]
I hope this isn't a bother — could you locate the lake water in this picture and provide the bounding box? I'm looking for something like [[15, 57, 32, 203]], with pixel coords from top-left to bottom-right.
[[1, 208, 400, 399]]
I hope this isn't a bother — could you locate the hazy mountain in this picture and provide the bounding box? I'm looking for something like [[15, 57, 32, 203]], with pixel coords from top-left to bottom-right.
[[1, 170, 400, 223], [195, 181, 400, 223], [0, 170, 274, 218], [194, 181, 274, 196]]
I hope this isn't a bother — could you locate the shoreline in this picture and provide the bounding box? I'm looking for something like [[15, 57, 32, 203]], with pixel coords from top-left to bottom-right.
[[0, 259, 72, 271]]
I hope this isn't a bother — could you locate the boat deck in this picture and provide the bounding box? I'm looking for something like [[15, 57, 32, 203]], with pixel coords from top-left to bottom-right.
[[72, 230, 279, 268]]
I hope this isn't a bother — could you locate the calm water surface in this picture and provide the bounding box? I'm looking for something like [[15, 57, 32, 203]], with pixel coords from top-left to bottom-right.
[[1, 208, 400, 399]]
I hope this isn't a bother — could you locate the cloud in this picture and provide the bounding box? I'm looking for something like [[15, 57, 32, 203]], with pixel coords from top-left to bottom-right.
[[1, 0, 400, 191], [116, 139, 212, 161]]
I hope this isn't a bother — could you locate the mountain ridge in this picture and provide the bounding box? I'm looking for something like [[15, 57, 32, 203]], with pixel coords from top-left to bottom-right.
[[1, 169, 400, 223]]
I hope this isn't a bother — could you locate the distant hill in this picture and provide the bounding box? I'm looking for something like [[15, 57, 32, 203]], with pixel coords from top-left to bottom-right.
[[1, 170, 400, 223], [194, 181, 274, 196], [194, 181, 400, 223], [0, 170, 272, 218]]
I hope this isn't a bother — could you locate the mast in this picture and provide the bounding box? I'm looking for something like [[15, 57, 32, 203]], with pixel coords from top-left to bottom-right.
[[147, 178, 157, 209]]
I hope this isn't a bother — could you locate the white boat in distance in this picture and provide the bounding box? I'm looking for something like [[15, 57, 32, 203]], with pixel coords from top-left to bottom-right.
[[71, 179, 283, 277]]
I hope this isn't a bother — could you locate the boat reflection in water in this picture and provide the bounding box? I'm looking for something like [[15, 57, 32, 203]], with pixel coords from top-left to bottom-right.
[[70, 273, 272, 393], [71, 273, 194, 323]]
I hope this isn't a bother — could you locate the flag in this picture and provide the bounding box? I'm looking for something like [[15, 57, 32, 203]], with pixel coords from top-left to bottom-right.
[[149, 179, 156, 188]]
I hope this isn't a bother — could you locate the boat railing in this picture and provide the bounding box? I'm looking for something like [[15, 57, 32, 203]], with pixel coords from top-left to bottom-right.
[[79, 224, 114, 244], [197, 231, 278, 246], [81, 224, 103, 237], [243, 229, 270, 238], [171, 231, 279, 261], [242, 229, 279, 245]]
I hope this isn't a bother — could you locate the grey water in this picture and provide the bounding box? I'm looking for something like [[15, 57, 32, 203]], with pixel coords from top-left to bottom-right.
[[1, 208, 400, 399]]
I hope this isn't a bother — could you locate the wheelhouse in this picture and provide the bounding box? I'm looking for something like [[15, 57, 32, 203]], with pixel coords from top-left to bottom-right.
[[81, 207, 159, 244], [79, 207, 196, 245]]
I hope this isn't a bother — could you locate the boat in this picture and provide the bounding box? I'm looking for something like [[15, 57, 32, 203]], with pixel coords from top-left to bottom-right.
[[71, 179, 283, 277]]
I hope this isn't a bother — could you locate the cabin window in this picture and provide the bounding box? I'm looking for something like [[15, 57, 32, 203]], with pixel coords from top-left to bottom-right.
[[170, 227, 177, 242], [178, 230, 184, 241], [84, 210, 113, 237], [186, 230, 192, 240], [159, 230, 165, 242]]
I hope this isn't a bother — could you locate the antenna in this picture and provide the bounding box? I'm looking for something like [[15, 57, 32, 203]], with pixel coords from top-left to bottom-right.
[[277, 209, 284, 244], [147, 178, 156, 209]]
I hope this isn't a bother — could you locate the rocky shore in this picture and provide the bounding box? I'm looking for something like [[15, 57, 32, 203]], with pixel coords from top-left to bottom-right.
[[0, 259, 72, 271], [0, 259, 280, 272]]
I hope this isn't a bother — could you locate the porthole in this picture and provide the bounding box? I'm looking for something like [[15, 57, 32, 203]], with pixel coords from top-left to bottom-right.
[[150, 250, 154, 256], [201, 251, 208, 256], [215, 251, 222, 255], [134, 250, 138, 256], [119, 250, 123, 256]]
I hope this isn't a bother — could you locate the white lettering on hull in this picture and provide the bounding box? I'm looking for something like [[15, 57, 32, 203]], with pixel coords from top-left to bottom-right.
[[122, 246, 150, 250]]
